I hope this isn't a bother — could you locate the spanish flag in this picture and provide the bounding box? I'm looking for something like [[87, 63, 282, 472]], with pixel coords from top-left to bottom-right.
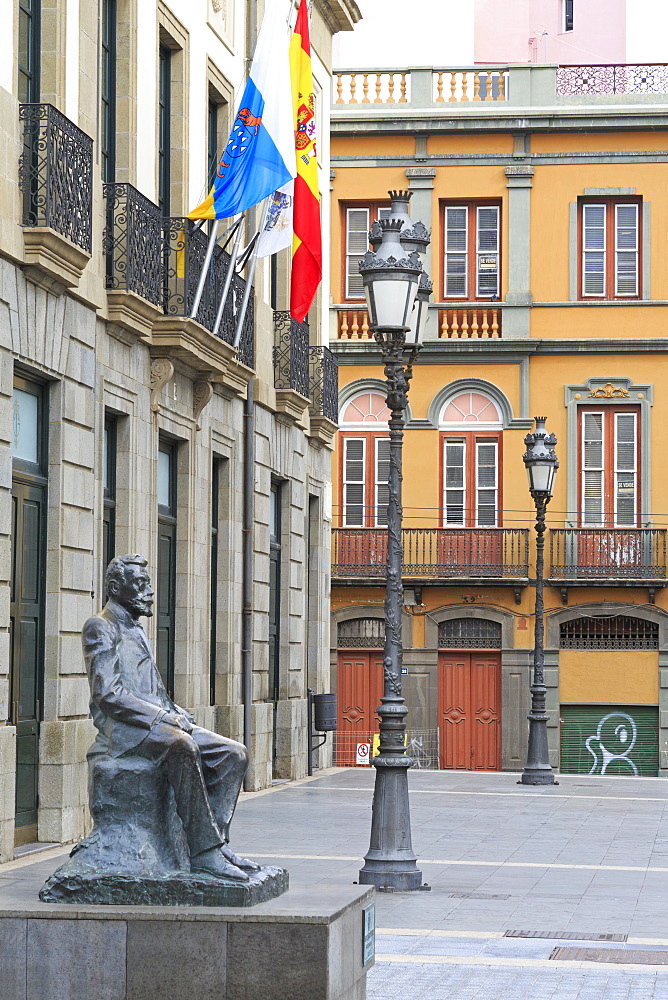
[[289, 0, 321, 323]]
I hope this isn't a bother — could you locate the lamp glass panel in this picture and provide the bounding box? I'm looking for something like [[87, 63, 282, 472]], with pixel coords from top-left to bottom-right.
[[530, 461, 553, 494], [370, 278, 417, 330]]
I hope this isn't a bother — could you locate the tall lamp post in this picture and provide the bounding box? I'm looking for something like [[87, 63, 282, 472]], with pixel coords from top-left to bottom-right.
[[357, 210, 431, 891], [521, 416, 559, 786]]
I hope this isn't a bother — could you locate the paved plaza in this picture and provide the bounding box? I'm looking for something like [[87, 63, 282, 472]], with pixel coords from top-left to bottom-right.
[[3, 766, 668, 998]]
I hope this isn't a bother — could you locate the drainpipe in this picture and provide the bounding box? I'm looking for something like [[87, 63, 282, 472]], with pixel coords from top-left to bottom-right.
[[242, 378, 254, 790], [242, 0, 257, 792]]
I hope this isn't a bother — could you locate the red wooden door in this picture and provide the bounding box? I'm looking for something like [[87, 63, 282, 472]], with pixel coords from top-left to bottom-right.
[[438, 652, 501, 770], [337, 651, 384, 765]]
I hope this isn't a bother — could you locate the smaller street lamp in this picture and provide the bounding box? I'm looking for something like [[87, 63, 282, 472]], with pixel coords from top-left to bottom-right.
[[521, 416, 559, 786]]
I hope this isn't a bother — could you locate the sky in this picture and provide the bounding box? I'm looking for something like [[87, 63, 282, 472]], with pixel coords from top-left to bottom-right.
[[333, 0, 668, 68]]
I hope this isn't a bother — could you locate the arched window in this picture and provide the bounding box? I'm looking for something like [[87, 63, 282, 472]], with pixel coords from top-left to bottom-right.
[[438, 618, 502, 649], [340, 391, 390, 527], [338, 617, 385, 648], [439, 391, 502, 527], [559, 615, 658, 650]]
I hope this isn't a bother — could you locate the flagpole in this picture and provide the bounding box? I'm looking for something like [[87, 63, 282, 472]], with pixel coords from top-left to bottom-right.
[[212, 217, 245, 339], [232, 199, 270, 349], [189, 220, 220, 319]]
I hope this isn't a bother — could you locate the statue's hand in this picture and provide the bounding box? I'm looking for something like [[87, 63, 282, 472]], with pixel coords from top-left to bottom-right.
[[162, 712, 192, 733]]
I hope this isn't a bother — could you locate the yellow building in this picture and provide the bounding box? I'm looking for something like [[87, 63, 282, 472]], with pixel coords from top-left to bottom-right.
[[328, 63, 668, 777]]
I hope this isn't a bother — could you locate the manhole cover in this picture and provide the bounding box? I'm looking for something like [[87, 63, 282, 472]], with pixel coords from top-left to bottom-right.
[[551, 947, 668, 965], [449, 892, 510, 900], [506, 930, 626, 942]]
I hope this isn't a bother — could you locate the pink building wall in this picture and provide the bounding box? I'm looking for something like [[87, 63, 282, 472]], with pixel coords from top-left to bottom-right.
[[474, 0, 627, 65]]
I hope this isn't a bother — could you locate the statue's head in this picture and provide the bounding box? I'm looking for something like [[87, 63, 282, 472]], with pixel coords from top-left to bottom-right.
[[105, 554, 154, 620]]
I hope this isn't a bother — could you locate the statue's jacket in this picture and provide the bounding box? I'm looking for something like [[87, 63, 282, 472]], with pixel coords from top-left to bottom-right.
[[82, 599, 187, 758]]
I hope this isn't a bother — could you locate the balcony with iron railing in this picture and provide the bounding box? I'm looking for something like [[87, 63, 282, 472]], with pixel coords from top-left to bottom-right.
[[19, 103, 93, 289], [273, 310, 310, 421], [102, 193, 254, 383], [548, 529, 667, 601], [332, 527, 529, 594], [332, 63, 668, 111], [307, 344, 339, 447]]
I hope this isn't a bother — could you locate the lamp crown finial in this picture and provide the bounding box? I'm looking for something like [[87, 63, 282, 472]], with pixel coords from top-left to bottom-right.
[[388, 189, 412, 202]]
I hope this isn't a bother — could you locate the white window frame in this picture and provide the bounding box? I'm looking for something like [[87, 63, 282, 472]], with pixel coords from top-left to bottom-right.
[[345, 207, 369, 300], [475, 206, 500, 299], [342, 436, 366, 527], [475, 439, 498, 528], [582, 203, 606, 298], [615, 203, 639, 298], [581, 410, 605, 527], [443, 438, 467, 527], [614, 411, 638, 528], [444, 206, 469, 299], [374, 437, 390, 528]]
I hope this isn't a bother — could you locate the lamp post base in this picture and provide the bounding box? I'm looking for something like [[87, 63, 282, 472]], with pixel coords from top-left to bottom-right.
[[358, 756, 423, 892], [519, 765, 558, 786], [359, 863, 424, 892]]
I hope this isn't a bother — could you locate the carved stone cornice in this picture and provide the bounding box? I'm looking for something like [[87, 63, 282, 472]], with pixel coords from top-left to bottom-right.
[[106, 290, 162, 343], [23, 227, 90, 290], [308, 413, 338, 450], [313, 0, 361, 34]]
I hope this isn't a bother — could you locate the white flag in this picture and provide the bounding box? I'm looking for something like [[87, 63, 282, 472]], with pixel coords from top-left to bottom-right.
[[257, 183, 293, 258]]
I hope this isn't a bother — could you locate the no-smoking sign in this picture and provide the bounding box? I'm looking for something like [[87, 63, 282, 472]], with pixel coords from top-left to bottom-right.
[[356, 742, 370, 765]]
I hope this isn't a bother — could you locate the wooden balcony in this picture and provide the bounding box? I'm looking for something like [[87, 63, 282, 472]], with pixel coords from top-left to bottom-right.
[[548, 528, 667, 603], [332, 527, 529, 593]]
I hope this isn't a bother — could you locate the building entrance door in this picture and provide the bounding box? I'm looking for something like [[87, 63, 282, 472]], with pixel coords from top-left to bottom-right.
[[438, 651, 501, 770], [11, 481, 46, 844], [336, 651, 384, 766]]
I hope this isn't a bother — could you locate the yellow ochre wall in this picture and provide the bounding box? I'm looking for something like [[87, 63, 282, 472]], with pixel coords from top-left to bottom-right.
[[331, 131, 668, 304], [559, 651, 659, 705]]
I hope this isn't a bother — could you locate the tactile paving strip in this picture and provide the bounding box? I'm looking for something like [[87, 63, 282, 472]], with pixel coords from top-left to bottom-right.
[[449, 892, 510, 900], [506, 930, 626, 942], [550, 947, 668, 965]]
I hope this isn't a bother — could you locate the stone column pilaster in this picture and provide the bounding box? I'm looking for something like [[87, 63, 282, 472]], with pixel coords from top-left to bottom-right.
[[504, 164, 534, 339]]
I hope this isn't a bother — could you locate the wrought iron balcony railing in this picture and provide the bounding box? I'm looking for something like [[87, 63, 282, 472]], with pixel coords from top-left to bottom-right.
[[19, 103, 93, 253], [556, 64, 668, 96], [332, 527, 529, 580], [162, 218, 254, 369], [549, 529, 667, 581], [273, 311, 310, 397], [308, 346, 338, 423], [103, 183, 162, 306]]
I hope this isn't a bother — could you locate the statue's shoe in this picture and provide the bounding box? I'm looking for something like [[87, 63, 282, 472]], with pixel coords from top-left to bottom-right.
[[190, 847, 250, 881], [222, 844, 261, 871]]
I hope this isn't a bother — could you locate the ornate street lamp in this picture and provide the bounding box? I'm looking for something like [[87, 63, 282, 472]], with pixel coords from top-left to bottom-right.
[[357, 212, 430, 891], [521, 416, 559, 786]]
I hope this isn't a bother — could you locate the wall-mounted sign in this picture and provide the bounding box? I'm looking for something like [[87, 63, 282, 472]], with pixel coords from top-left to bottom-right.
[[362, 903, 375, 966]]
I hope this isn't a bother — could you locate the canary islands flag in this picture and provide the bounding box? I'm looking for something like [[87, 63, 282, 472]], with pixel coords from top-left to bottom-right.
[[290, 0, 322, 323], [189, 2, 295, 221]]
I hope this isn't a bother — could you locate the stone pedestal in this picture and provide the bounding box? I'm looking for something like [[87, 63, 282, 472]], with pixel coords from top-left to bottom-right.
[[0, 884, 374, 1000], [39, 756, 288, 906]]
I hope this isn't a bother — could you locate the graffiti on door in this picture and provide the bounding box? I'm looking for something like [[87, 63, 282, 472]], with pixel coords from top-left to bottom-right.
[[585, 711, 638, 776]]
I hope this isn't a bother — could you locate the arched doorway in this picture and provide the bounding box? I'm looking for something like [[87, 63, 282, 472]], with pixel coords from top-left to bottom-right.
[[336, 617, 384, 765], [438, 618, 502, 770]]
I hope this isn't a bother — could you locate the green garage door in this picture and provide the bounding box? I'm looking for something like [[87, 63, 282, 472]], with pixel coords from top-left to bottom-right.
[[560, 705, 658, 777]]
